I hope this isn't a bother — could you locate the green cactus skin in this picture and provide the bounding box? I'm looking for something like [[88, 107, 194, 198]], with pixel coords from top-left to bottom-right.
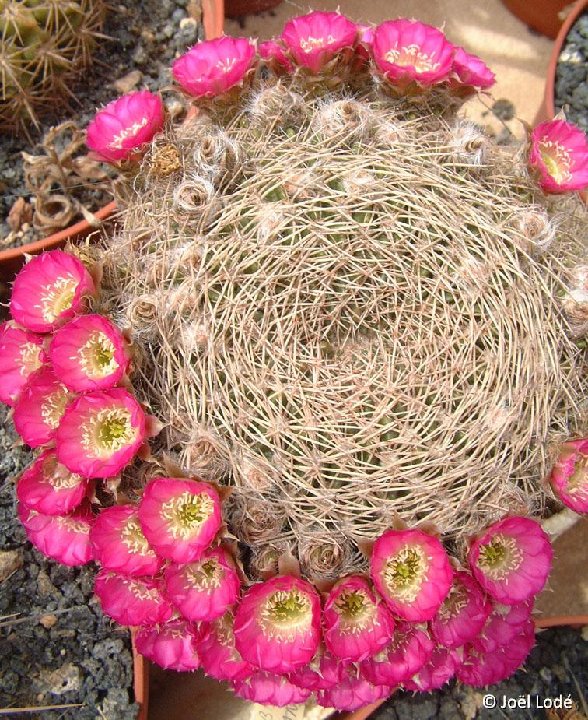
[[0, 0, 105, 136]]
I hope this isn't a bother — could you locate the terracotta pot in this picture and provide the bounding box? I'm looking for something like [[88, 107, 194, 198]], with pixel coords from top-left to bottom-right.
[[542, 0, 588, 120], [224, 0, 283, 18], [131, 629, 149, 720], [501, 0, 575, 38], [0, 201, 116, 283]]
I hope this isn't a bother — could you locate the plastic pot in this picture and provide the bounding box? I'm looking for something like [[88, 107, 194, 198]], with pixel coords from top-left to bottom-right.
[[501, 0, 575, 38]]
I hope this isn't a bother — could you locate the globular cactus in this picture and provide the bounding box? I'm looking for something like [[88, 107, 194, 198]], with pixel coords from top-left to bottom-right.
[[94, 28, 587, 583], [0, 0, 105, 135]]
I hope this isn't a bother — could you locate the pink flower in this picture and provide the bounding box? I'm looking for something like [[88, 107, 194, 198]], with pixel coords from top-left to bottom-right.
[[173, 37, 256, 99], [49, 315, 131, 393], [135, 620, 201, 671], [258, 39, 293, 72], [289, 645, 348, 690], [13, 369, 72, 448], [164, 546, 240, 621], [549, 438, 588, 514], [529, 120, 588, 193], [281, 11, 358, 73], [16, 450, 90, 516], [90, 504, 162, 577], [316, 666, 392, 711], [370, 528, 453, 622], [55, 388, 146, 478], [18, 501, 93, 566], [457, 618, 535, 686], [10, 250, 95, 333], [0, 322, 46, 406], [355, 24, 374, 61], [138, 477, 222, 564], [403, 645, 460, 691], [234, 575, 321, 674], [94, 570, 174, 626], [197, 612, 255, 682], [372, 20, 454, 86], [430, 571, 492, 648], [86, 90, 165, 163], [477, 599, 534, 652], [233, 671, 312, 707], [360, 621, 434, 687], [323, 576, 394, 661], [468, 516, 552, 605], [452, 47, 495, 89]]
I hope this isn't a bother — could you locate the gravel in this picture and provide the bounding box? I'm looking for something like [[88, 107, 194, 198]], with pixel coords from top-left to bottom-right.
[[555, 11, 588, 132], [0, 368, 139, 714], [0, 0, 204, 250]]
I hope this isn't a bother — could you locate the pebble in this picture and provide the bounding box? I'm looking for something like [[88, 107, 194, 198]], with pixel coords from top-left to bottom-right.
[[0, 548, 23, 583], [113, 70, 143, 94]]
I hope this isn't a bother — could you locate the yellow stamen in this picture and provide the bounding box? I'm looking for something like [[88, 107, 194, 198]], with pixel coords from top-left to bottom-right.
[[160, 491, 215, 540], [82, 407, 136, 457], [78, 332, 118, 378], [539, 140, 572, 184], [19, 343, 43, 376], [334, 588, 376, 633], [260, 589, 312, 641], [382, 545, 427, 602], [41, 387, 71, 429], [109, 117, 149, 150], [185, 558, 223, 589], [39, 276, 78, 324], [120, 517, 152, 556], [385, 45, 440, 73], [43, 453, 82, 490], [477, 534, 522, 580]]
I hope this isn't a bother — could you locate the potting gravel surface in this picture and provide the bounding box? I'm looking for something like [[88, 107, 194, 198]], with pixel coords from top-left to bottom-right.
[[371, 627, 588, 720], [555, 11, 588, 132], [0, 0, 204, 250], [0, 403, 139, 719]]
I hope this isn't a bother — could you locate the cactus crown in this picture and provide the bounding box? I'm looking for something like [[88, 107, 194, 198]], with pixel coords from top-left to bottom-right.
[[0, 0, 105, 135], [98, 43, 586, 584]]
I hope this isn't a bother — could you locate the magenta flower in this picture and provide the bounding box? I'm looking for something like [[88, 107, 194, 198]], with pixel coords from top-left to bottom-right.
[[289, 645, 348, 691], [164, 546, 240, 621], [0, 322, 46, 406], [452, 47, 495, 89], [13, 369, 72, 448], [233, 671, 312, 707], [86, 90, 165, 164], [233, 575, 321, 674], [430, 571, 492, 648], [49, 315, 131, 393], [55, 388, 146, 478], [94, 570, 174, 626], [281, 11, 358, 73], [90, 504, 162, 577], [138, 477, 222, 564], [135, 620, 201, 672], [457, 618, 535, 686], [360, 620, 434, 687], [316, 667, 392, 711], [372, 20, 455, 86], [549, 438, 588, 514], [258, 39, 293, 72], [403, 645, 460, 691], [323, 575, 394, 662], [172, 37, 256, 99], [355, 24, 374, 62], [10, 250, 95, 334], [529, 120, 588, 192], [370, 528, 453, 622], [197, 612, 255, 682], [468, 516, 552, 605], [18, 502, 93, 566], [477, 599, 534, 652], [16, 450, 90, 516]]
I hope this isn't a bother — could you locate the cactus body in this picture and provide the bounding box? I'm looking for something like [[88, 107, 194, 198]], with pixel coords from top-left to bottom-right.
[[0, 0, 105, 135]]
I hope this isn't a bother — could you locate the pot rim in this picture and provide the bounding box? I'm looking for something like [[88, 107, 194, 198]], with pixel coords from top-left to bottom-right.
[[544, 0, 588, 118]]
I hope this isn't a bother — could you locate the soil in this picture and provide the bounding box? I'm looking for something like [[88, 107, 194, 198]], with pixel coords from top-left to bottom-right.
[[0, 401, 140, 719], [0, 0, 204, 251], [371, 627, 588, 720], [555, 11, 588, 132]]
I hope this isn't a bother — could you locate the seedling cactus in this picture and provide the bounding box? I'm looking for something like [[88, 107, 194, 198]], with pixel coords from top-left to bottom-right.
[[0, 0, 106, 135], [2, 11, 588, 709]]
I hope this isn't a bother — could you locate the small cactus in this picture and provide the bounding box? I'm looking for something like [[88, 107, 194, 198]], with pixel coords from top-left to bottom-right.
[[0, 0, 106, 136]]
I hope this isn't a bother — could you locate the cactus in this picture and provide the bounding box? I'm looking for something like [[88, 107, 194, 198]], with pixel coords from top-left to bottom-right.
[[96, 59, 587, 586], [0, 0, 105, 136]]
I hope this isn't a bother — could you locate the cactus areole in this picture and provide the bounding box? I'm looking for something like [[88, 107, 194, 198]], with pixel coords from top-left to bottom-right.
[[1, 11, 587, 710]]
